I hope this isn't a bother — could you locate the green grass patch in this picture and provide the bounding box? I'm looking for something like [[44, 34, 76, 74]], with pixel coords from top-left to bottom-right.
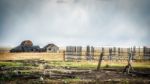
[[0, 60, 149, 70], [47, 61, 150, 70], [48, 61, 97, 69], [0, 62, 23, 67]]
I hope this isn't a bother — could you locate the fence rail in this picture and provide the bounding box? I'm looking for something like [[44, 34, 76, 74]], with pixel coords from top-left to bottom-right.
[[0, 46, 150, 61], [65, 46, 150, 61]]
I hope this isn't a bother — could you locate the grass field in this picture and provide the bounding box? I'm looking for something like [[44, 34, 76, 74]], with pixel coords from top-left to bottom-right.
[[0, 59, 150, 84], [0, 52, 149, 84]]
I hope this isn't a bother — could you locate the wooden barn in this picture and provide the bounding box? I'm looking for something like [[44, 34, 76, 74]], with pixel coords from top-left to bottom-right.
[[10, 40, 42, 52], [43, 44, 59, 53]]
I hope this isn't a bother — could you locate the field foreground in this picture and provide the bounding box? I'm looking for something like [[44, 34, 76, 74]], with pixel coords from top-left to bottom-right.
[[0, 59, 150, 84]]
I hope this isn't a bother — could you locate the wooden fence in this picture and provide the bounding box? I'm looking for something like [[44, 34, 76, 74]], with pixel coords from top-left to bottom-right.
[[65, 46, 150, 61], [0, 46, 150, 61]]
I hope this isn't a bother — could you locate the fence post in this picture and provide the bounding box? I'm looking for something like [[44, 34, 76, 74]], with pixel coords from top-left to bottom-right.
[[109, 48, 112, 61], [133, 46, 136, 60], [143, 46, 146, 60], [76, 46, 82, 60], [127, 48, 130, 61], [63, 51, 65, 61], [118, 47, 120, 60], [86, 45, 90, 60], [113, 47, 116, 62], [97, 52, 103, 71], [91, 46, 94, 60], [138, 47, 140, 60]]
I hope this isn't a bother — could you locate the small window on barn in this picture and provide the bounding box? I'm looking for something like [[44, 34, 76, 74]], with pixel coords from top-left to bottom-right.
[[49, 48, 51, 51]]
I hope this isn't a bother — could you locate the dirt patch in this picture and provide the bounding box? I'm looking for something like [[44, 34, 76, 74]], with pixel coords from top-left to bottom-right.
[[0, 60, 150, 84]]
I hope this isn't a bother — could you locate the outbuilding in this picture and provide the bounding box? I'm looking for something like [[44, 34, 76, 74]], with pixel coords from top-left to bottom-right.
[[43, 44, 59, 53]]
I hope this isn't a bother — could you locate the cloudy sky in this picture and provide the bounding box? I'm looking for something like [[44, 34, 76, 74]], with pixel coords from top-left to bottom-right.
[[0, 0, 150, 47]]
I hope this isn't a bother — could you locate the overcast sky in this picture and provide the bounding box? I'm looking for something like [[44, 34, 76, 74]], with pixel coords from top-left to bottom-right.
[[0, 0, 150, 47]]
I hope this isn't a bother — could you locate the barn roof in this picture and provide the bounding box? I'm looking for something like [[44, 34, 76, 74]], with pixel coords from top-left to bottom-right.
[[20, 40, 33, 47], [43, 44, 58, 49]]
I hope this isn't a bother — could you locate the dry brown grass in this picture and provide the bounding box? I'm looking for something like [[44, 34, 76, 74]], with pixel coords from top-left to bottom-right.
[[0, 52, 64, 61], [0, 50, 145, 61]]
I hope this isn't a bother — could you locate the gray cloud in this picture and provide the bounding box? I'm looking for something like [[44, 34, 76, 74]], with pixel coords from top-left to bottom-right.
[[0, 0, 150, 47]]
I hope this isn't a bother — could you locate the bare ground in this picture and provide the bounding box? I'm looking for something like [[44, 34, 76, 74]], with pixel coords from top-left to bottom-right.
[[0, 60, 150, 84]]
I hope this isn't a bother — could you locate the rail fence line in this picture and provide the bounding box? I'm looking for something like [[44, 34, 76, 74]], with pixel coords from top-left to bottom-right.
[[65, 46, 150, 61], [0, 46, 150, 61]]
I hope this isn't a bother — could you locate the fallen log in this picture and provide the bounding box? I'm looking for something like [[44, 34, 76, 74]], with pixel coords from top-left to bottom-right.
[[45, 74, 76, 79], [123, 50, 150, 77], [130, 71, 150, 77]]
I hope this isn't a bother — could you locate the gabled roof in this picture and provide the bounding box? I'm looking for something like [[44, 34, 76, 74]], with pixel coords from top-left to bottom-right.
[[20, 40, 33, 47], [43, 44, 58, 49]]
